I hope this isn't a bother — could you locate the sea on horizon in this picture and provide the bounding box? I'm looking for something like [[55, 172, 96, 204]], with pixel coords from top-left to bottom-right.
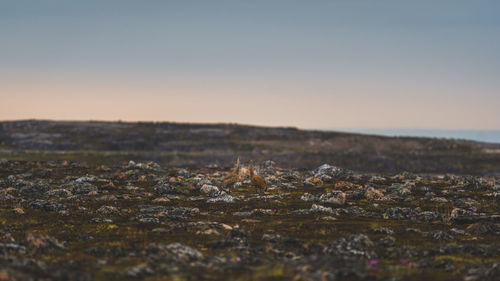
[[332, 129, 500, 144]]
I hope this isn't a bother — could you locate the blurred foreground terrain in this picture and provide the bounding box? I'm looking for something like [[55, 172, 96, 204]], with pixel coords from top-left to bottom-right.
[[0, 120, 499, 281]]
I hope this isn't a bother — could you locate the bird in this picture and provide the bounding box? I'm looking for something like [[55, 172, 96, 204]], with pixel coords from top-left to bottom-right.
[[249, 160, 267, 193], [223, 156, 241, 187]]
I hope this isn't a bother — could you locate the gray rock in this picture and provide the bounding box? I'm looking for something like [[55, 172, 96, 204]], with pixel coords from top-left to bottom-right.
[[326, 234, 376, 259], [310, 204, 336, 215], [377, 236, 396, 247], [46, 189, 73, 197], [364, 187, 384, 200], [128, 161, 161, 170], [319, 191, 346, 205], [418, 211, 443, 222], [0, 243, 27, 254], [232, 211, 252, 216], [125, 264, 154, 278], [207, 194, 234, 203], [138, 217, 160, 224], [69, 182, 98, 195], [146, 242, 203, 262], [165, 207, 200, 218], [300, 193, 316, 202], [312, 164, 345, 178], [28, 200, 68, 212], [450, 208, 478, 224], [75, 176, 96, 183], [200, 184, 227, 197], [90, 218, 113, 223], [466, 222, 500, 235], [95, 206, 120, 217], [300, 191, 346, 205], [371, 227, 394, 235], [424, 231, 453, 240]]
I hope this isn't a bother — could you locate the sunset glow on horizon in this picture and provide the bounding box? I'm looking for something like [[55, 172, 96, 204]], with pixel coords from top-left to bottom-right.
[[1, 1, 499, 130]]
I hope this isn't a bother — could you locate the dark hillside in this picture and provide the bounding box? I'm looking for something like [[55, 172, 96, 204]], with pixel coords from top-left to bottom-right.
[[1, 120, 499, 175]]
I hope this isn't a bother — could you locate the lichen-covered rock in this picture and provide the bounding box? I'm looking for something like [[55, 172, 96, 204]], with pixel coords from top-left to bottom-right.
[[46, 189, 73, 197], [364, 186, 385, 200], [125, 264, 154, 278], [200, 184, 220, 196], [450, 208, 478, 224], [127, 161, 161, 171], [300, 193, 316, 202], [310, 204, 336, 215], [371, 227, 394, 235], [146, 243, 202, 263], [424, 231, 453, 240], [325, 234, 376, 259], [466, 222, 500, 235], [300, 191, 346, 205], [207, 194, 234, 203], [319, 191, 346, 205], [418, 211, 443, 222], [68, 182, 98, 195], [387, 183, 413, 198], [165, 207, 200, 217], [377, 236, 396, 247], [154, 183, 190, 195], [312, 164, 346, 178], [75, 176, 96, 183], [0, 243, 27, 255], [28, 200, 68, 212], [95, 205, 120, 217], [383, 207, 419, 220]]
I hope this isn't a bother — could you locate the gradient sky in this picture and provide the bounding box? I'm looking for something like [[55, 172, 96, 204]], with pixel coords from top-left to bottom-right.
[[1, 0, 499, 130]]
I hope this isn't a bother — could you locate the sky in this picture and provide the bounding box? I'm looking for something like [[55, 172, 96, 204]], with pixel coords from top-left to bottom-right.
[[1, 0, 499, 130]]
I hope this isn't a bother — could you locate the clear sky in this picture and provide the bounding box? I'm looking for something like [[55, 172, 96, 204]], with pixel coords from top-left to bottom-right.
[[1, 0, 499, 130]]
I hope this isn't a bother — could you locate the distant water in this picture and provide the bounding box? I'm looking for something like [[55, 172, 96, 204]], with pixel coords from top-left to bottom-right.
[[335, 129, 500, 144]]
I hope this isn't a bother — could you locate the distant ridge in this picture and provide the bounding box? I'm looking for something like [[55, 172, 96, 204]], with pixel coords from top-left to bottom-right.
[[1, 120, 499, 175], [335, 128, 500, 144]]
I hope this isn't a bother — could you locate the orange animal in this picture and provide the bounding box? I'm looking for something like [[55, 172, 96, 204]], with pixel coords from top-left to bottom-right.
[[249, 160, 267, 193], [223, 156, 241, 187]]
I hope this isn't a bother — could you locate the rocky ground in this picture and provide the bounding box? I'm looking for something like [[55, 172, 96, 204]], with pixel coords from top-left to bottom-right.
[[0, 159, 499, 280]]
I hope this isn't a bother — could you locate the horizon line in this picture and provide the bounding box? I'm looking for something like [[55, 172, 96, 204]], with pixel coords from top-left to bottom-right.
[[1, 118, 500, 132]]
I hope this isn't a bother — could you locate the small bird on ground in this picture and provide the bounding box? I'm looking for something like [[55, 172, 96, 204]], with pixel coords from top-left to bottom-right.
[[223, 156, 241, 187], [249, 160, 267, 193]]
